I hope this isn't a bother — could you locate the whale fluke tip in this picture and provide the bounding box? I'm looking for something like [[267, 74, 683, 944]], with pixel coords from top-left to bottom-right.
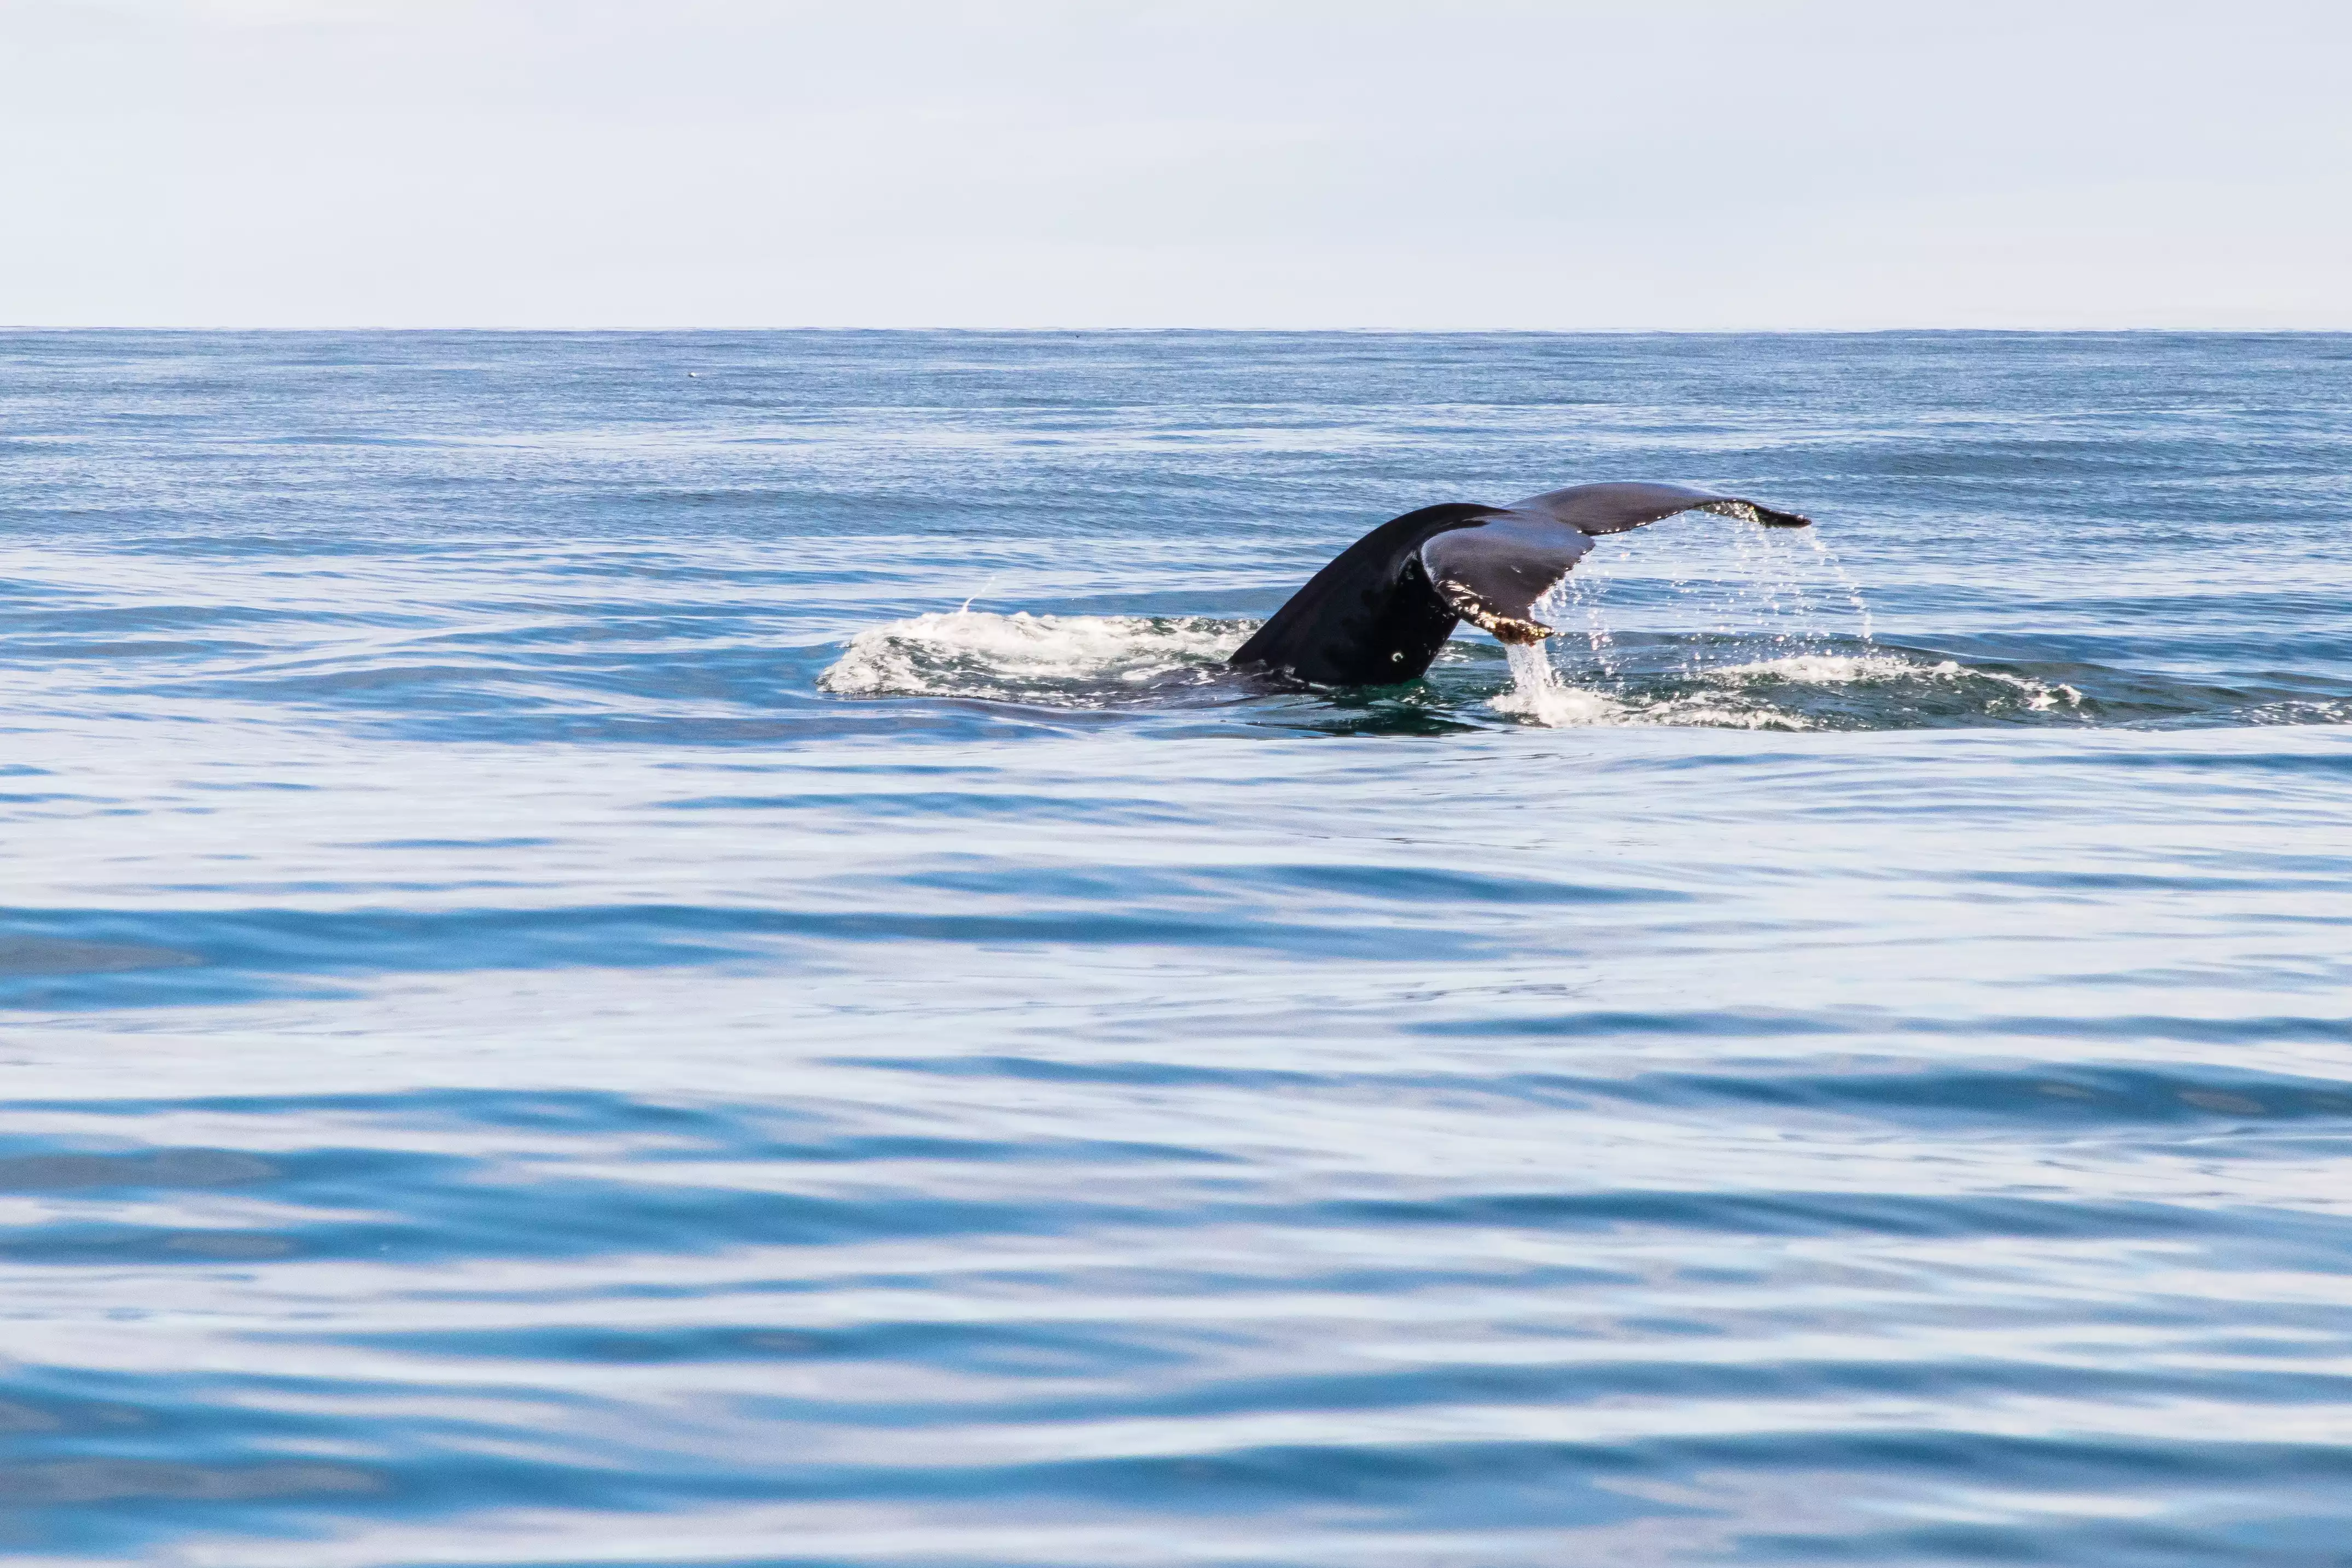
[[1694, 498, 1811, 529]]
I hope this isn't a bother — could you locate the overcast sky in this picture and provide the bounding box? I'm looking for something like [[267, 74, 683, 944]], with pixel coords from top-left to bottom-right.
[[8, 0, 2349, 329]]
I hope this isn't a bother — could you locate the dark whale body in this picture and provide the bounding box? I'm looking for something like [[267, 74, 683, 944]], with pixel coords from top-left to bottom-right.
[[1227, 504, 1498, 687], [1229, 481, 1811, 687]]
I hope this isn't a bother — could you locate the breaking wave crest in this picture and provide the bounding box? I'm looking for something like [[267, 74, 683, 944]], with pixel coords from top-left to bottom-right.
[[819, 610, 1245, 702]]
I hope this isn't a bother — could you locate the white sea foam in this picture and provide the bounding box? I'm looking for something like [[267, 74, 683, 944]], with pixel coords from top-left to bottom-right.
[[1490, 641, 1816, 730], [1491, 643, 2085, 729], [1707, 652, 2083, 709], [1489, 641, 1614, 726], [819, 610, 1244, 701], [1704, 653, 1930, 684], [830, 611, 2081, 730], [1486, 686, 1630, 726], [1492, 684, 1814, 730]]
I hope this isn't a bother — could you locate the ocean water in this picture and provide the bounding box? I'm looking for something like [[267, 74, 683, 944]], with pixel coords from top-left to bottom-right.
[[3, 329, 2350, 1567]]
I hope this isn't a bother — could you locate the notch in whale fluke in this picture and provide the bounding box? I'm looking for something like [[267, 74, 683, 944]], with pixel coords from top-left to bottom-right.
[[1226, 480, 1813, 687]]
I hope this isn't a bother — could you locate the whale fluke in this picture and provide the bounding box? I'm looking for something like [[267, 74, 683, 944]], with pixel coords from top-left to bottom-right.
[[1227, 481, 1811, 686]]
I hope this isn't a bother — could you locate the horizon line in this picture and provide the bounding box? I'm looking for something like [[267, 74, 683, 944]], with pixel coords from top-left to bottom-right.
[[7, 324, 2351, 337]]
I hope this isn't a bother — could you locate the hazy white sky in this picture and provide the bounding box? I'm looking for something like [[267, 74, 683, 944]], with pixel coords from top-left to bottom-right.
[[8, 0, 2349, 329]]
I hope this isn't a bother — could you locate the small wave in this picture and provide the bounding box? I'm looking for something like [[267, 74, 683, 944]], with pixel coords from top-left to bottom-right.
[[819, 611, 1246, 702]]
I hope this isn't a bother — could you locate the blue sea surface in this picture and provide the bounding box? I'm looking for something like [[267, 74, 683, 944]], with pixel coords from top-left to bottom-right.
[[3, 330, 2351, 1565]]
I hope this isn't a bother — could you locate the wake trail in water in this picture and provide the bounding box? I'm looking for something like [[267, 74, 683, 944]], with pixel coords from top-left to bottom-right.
[[819, 608, 2092, 731], [819, 525, 2103, 728]]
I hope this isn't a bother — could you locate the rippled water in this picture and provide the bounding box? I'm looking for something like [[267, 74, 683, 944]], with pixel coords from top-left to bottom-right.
[[4, 330, 2351, 1565]]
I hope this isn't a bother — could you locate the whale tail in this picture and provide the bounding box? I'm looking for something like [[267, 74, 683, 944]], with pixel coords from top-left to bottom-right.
[[1230, 482, 1813, 687]]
